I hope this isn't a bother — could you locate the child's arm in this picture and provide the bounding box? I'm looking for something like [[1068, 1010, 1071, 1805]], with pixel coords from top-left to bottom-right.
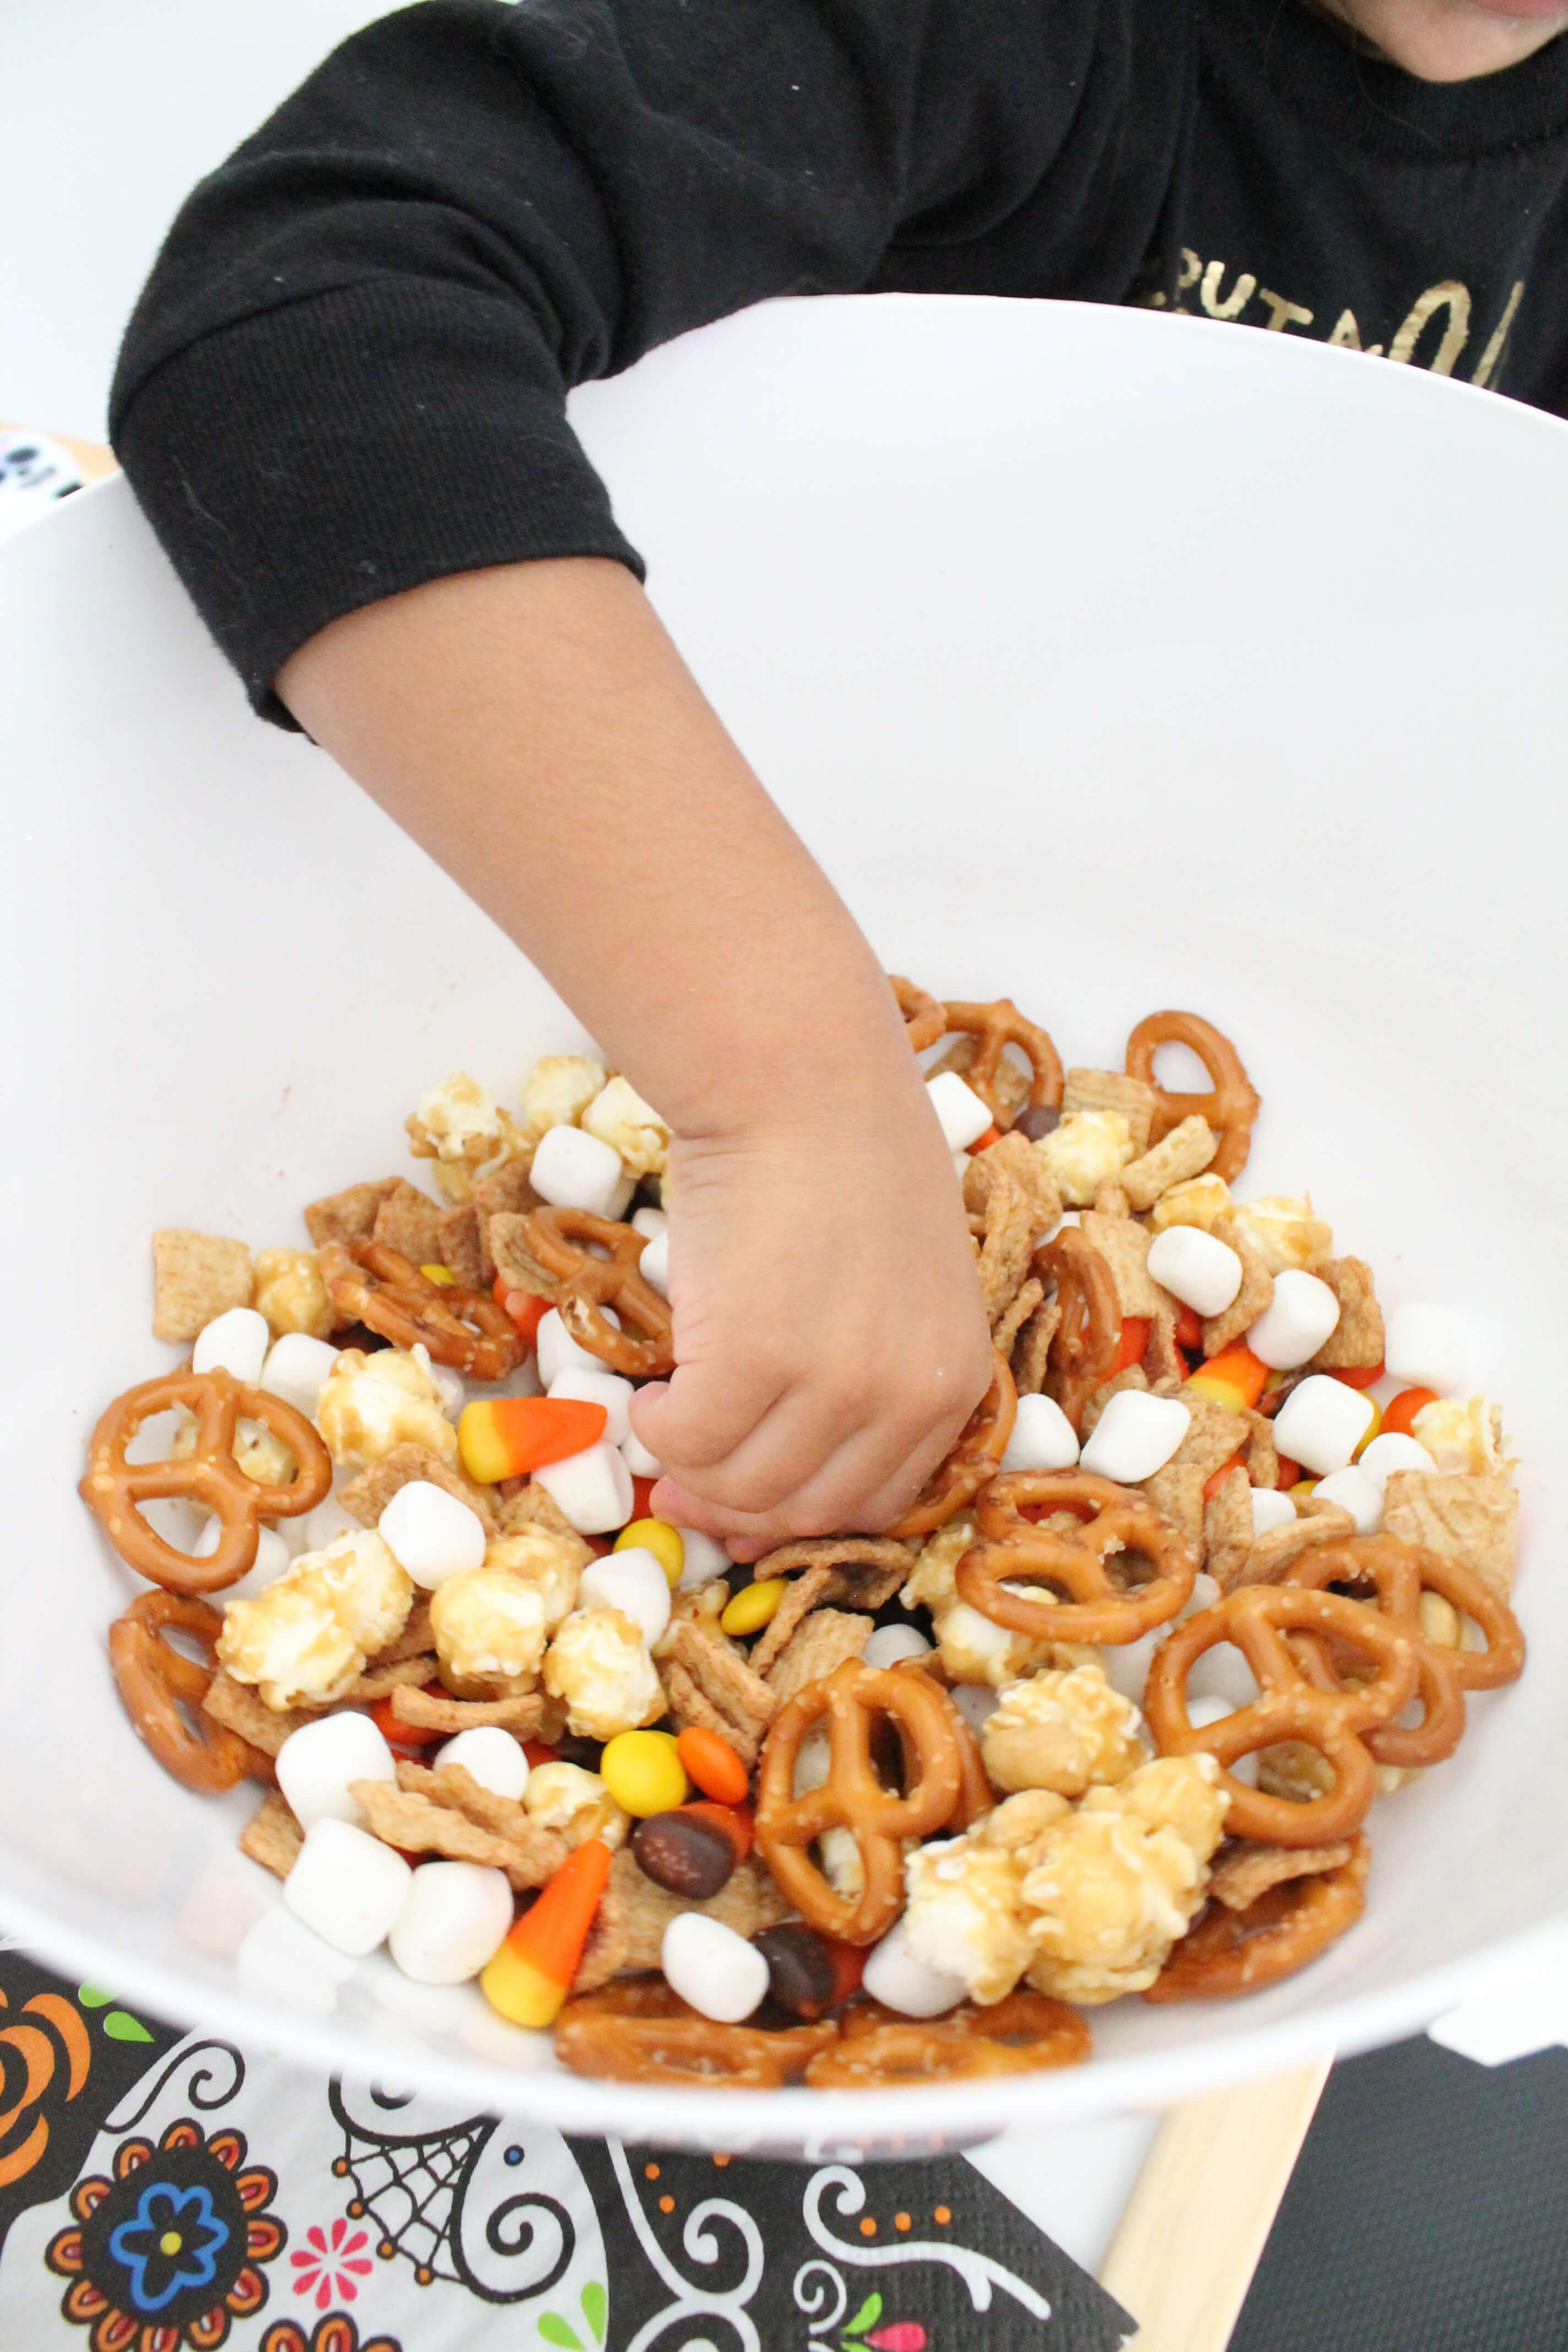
[[277, 555, 994, 1550]]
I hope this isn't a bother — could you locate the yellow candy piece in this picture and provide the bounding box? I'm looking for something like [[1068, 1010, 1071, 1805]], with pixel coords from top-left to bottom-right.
[[616, 1517, 683, 1589], [1352, 1399, 1384, 1460], [480, 1942, 568, 2029], [600, 1729, 689, 1818], [720, 1577, 787, 1638], [1290, 1478, 1318, 1499], [421, 1263, 456, 1286]]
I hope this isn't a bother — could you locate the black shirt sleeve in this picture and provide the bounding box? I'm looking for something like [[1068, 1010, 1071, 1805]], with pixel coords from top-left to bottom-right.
[[110, 0, 1101, 727]]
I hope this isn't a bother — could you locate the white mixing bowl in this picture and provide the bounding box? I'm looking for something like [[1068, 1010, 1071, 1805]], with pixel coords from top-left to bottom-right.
[[3, 296, 1566, 2155]]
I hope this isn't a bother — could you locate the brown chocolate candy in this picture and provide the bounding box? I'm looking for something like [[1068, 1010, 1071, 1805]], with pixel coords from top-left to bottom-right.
[[1013, 1103, 1061, 1141], [631, 1808, 738, 1901], [752, 1923, 839, 2021]]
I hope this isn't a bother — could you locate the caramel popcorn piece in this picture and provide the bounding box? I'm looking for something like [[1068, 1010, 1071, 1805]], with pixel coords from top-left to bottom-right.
[[982, 1662, 1147, 1797], [316, 1346, 458, 1470], [901, 1832, 1034, 2005], [406, 1071, 525, 1202], [1061, 1068, 1159, 1156], [217, 1529, 413, 1711], [1036, 1113, 1137, 1208], [252, 1247, 333, 1341], [1410, 1397, 1515, 1479], [523, 1760, 630, 1850], [430, 1566, 549, 1695], [519, 1053, 608, 1142], [581, 1075, 670, 1179], [1020, 1754, 1227, 2004], [481, 1524, 586, 1632], [1149, 1174, 1233, 1235], [1382, 1469, 1519, 1598], [934, 1600, 1067, 1691], [1229, 1195, 1332, 1275], [151, 1228, 254, 1343], [544, 1607, 665, 1740]]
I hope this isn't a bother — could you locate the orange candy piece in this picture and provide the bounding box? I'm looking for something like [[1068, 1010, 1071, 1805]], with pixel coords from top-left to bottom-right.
[[1382, 1386, 1439, 1438], [1111, 1316, 1152, 1375], [492, 1276, 550, 1346], [1185, 1342, 1270, 1412], [676, 1726, 751, 1807], [458, 1395, 608, 1482], [481, 1839, 612, 2029]]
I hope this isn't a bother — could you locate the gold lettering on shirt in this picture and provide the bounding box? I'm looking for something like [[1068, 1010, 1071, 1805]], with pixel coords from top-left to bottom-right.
[[1326, 308, 1385, 358], [1257, 288, 1314, 333], [1199, 259, 1256, 320], [1388, 280, 1471, 375], [1471, 281, 1525, 391]]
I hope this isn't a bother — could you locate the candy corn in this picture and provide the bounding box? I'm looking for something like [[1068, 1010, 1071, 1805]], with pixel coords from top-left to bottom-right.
[[458, 1396, 607, 1483], [491, 1274, 549, 1346], [1184, 1341, 1268, 1412], [480, 1838, 612, 2028], [1111, 1316, 1151, 1374]]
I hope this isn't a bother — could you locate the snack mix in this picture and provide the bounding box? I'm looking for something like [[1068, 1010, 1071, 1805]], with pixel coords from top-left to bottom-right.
[[83, 994, 1526, 2089]]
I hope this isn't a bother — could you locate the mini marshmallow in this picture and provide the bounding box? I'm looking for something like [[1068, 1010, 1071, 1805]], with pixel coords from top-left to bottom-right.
[[378, 1479, 488, 1589], [1312, 1464, 1382, 1534], [631, 1206, 668, 1242], [193, 1306, 271, 1385], [1271, 1375, 1376, 1477], [1079, 1391, 1191, 1483], [1358, 1432, 1439, 1494], [864, 1624, 934, 1670], [1186, 1636, 1260, 1715], [862, 1915, 967, 2018], [926, 1070, 993, 1153], [674, 1526, 733, 1591], [548, 1365, 634, 1447], [1187, 1694, 1259, 1785], [284, 1817, 412, 1956], [298, 1493, 361, 1552], [533, 1439, 634, 1534], [1385, 1304, 1466, 1395], [536, 1306, 621, 1391], [194, 1515, 288, 1584], [1000, 1392, 1081, 1473], [416, 1347, 466, 1421], [260, 1332, 341, 1419], [390, 1860, 514, 1984], [1250, 1487, 1299, 1536], [529, 1123, 635, 1218], [639, 1228, 670, 1300], [1146, 1227, 1244, 1319], [579, 1548, 671, 1647], [276, 1709, 398, 1831], [1246, 1270, 1342, 1371], [661, 1913, 769, 2022], [434, 1725, 532, 1801], [946, 1684, 1000, 1736], [622, 1425, 662, 1479]]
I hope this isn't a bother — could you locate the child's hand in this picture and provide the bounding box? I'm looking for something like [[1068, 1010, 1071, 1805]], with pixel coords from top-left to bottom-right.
[[635, 1070, 993, 1557]]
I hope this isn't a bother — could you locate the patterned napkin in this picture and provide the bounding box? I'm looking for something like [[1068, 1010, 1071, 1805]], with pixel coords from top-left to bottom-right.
[[0, 1942, 1134, 2351]]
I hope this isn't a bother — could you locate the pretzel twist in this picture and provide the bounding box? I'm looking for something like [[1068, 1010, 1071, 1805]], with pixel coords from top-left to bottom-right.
[[554, 1979, 836, 2086], [755, 1658, 972, 1944], [956, 1470, 1199, 1646], [108, 1591, 273, 1793], [1035, 1229, 1120, 1433], [1283, 1536, 1525, 1767], [1125, 1010, 1260, 1183], [940, 998, 1064, 1125], [1145, 1838, 1370, 2001], [80, 1369, 331, 1593], [1144, 1586, 1420, 1845], [889, 973, 945, 1053], [318, 1237, 521, 1380], [804, 1990, 1091, 2086], [886, 1349, 1016, 1540], [520, 1207, 674, 1378]]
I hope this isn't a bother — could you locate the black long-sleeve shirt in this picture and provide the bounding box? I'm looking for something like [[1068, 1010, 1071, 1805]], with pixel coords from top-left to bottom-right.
[[110, 0, 1568, 728]]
